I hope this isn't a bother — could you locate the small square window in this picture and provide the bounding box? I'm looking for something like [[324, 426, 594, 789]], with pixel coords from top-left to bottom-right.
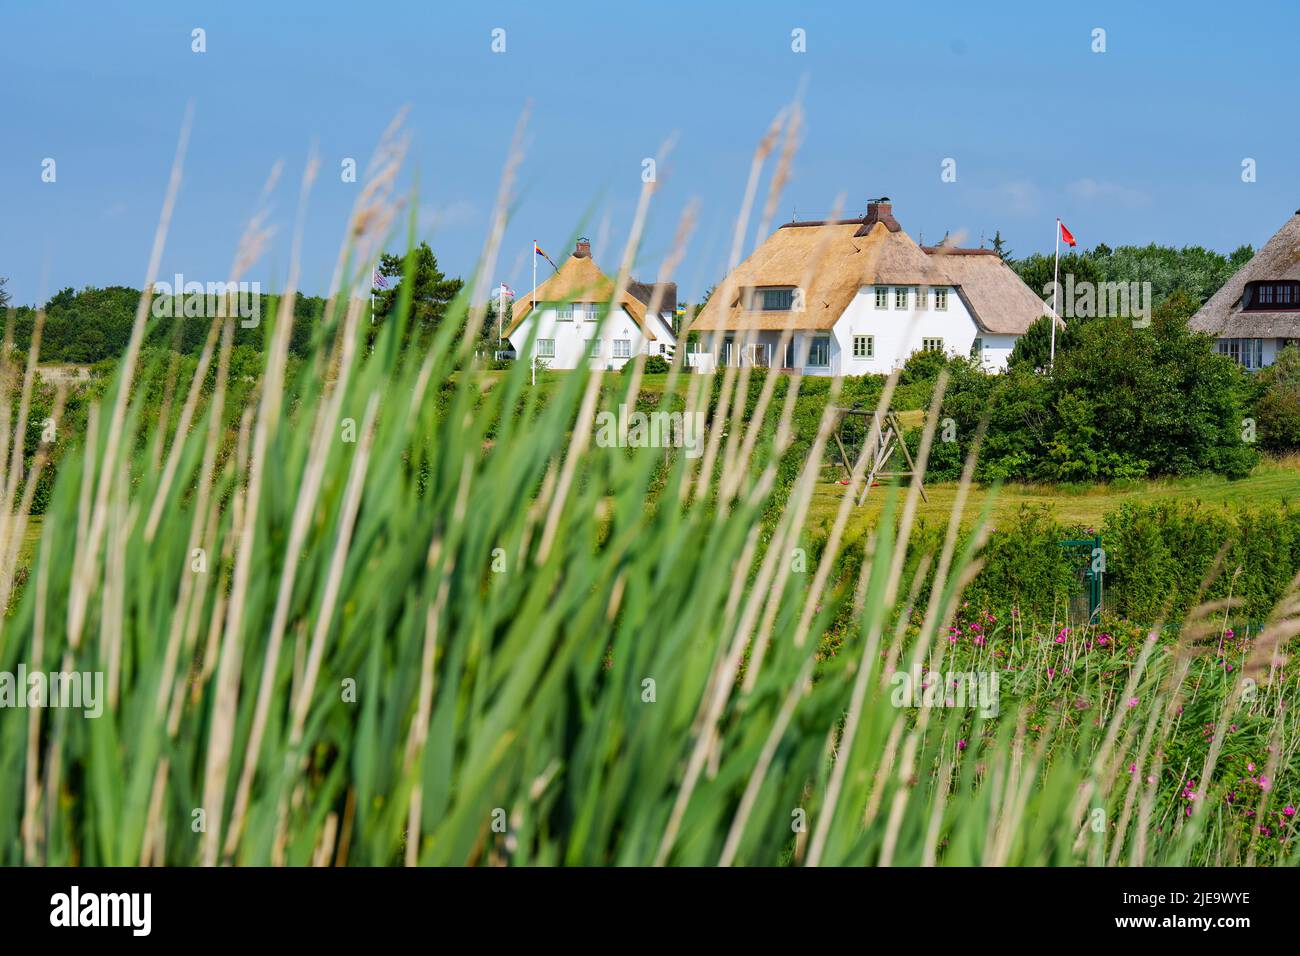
[[536, 338, 555, 358], [852, 335, 874, 359], [935, 287, 949, 311], [584, 302, 603, 322], [557, 303, 574, 321], [874, 287, 888, 309], [613, 339, 631, 358], [589, 339, 602, 358], [922, 337, 944, 353], [894, 287, 908, 309]]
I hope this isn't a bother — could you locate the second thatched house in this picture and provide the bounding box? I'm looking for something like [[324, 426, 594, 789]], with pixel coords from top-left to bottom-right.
[[686, 199, 1054, 375], [505, 239, 677, 370], [1190, 210, 1300, 369]]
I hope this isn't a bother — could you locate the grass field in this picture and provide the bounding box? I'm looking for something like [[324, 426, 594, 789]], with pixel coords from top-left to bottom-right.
[[813, 454, 1300, 539]]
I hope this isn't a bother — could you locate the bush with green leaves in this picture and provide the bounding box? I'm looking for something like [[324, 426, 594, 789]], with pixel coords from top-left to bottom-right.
[[1254, 345, 1300, 452], [944, 311, 1257, 483], [624, 354, 671, 375]]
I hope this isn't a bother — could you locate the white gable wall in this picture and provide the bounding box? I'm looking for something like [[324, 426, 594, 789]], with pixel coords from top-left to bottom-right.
[[829, 285, 1014, 374]]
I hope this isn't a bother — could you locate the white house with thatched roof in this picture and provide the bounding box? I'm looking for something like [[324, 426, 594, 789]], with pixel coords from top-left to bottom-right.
[[505, 239, 677, 369], [1189, 210, 1300, 369], [686, 200, 1053, 375]]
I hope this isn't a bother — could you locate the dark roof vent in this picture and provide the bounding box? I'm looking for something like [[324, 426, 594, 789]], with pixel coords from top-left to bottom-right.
[[574, 237, 592, 258]]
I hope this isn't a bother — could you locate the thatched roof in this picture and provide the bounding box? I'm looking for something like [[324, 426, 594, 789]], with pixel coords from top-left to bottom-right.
[[505, 248, 655, 340], [627, 280, 677, 316], [687, 207, 1053, 335], [926, 247, 1058, 335], [1190, 211, 1300, 337]]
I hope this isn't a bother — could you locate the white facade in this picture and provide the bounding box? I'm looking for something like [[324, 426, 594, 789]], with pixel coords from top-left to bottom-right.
[[694, 284, 1018, 376], [509, 303, 675, 371], [1211, 336, 1297, 370]]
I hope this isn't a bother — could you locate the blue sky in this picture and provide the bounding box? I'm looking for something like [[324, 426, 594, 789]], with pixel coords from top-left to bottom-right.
[[3, 0, 1298, 307]]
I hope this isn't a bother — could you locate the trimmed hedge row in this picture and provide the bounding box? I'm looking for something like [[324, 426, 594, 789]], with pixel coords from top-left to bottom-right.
[[824, 501, 1300, 628]]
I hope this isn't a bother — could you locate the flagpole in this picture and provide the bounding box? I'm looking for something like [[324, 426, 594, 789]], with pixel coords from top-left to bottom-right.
[[498, 284, 504, 350], [1050, 219, 1061, 371]]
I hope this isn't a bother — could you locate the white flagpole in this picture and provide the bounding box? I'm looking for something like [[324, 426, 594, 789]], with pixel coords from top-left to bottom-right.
[[498, 284, 504, 350], [1050, 219, 1061, 371]]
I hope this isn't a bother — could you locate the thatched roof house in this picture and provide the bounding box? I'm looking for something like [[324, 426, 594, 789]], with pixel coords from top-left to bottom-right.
[[686, 200, 1052, 374], [504, 239, 677, 370], [1190, 211, 1300, 368]]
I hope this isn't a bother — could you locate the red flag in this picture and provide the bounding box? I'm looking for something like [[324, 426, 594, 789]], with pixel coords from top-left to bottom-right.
[[1059, 220, 1077, 247]]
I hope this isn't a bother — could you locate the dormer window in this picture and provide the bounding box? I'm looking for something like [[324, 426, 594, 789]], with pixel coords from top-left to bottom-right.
[[1245, 281, 1300, 311], [758, 287, 794, 311]]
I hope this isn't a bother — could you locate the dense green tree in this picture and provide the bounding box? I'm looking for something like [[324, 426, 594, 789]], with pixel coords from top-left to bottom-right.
[[1007, 315, 1075, 371], [372, 242, 464, 345], [1254, 345, 1300, 452], [990, 230, 1011, 262]]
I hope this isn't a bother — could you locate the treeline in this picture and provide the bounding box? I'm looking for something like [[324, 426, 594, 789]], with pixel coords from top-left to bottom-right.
[[5, 285, 336, 364], [3, 241, 472, 365], [1010, 241, 1255, 310]]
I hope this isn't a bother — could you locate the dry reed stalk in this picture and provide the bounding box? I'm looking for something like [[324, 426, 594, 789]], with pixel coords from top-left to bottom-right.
[[68, 104, 193, 652], [201, 151, 318, 866]]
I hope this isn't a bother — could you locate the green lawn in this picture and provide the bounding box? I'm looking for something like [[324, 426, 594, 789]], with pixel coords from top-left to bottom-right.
[[812, 456, 1300, 538]]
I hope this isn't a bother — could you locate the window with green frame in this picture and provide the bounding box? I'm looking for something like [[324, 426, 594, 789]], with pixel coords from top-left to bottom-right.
[[852, 334, 873, 359]]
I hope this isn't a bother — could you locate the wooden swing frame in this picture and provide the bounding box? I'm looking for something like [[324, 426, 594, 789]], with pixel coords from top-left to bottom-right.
[[827, 407, 928, 505]]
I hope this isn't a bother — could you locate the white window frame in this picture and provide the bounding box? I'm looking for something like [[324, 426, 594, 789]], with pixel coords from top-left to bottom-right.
[[874, 286, 888, 309], [852, 334, 873, 359], [557, 302, 574, 321], [589, 338, 602, 358], [921, 337, 944, 353], [808, 334, 831, 367], [894, 287, 908, 310], [536, 338, 555, 358], [1218, 337, 1265, 370], [759, 287, 795, 312], [613, 339, 631, 359], [935, 287, 949, 311]]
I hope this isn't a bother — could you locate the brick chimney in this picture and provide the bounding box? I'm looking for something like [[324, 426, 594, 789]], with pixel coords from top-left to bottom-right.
[[856, 197, 901, 235], [574, 237, 592, 258]]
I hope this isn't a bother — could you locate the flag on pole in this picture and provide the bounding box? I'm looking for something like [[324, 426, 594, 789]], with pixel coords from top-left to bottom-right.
[[499, 283, 516, 299], [1059, 220, 1077, 247], [372, 268, 389, 289], [534, 242, 557, 270]]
